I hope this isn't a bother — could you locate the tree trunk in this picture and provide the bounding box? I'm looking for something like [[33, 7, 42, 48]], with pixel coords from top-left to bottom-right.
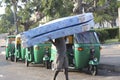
[[73, 0, 83, 14], [12, 0, 18, 34], [111, 19, 116, 27], [24, 24, 29, 31], [21, 12, 44, 31]]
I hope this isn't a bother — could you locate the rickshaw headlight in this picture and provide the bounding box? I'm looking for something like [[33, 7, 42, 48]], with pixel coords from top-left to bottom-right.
[[94, 58, 98, 62]]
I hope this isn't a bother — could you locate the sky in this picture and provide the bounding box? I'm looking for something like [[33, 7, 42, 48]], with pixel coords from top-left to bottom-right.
[[0, 0, 5, 15], [0, 7, 5, 14], [0, 0, 25, 15]]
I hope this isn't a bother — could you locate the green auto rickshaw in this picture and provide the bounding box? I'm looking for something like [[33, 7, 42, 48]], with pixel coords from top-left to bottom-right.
[[50, 30, 101, 75], [25, 43, 51, 68], [5, 35, 16, 61], [14, 34, 26, 62]]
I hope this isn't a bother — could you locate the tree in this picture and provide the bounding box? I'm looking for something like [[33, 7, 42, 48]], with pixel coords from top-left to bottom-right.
[[2, 0, 19, 33], [17, 0, 44, 31], [1, 0, 73, 31], [0, 4, 14, 33], [73, 0, 120, 27], [73, 0, 110, 14], [1, 0, 44, 31], [1, 0, 120, 33], [17, 0, 73, 31], [104, 0, 120, 27], [41, 0, 73, 19]]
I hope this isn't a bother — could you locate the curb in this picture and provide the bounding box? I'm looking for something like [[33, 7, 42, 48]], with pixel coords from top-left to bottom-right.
[[99, 64, 120, 72]]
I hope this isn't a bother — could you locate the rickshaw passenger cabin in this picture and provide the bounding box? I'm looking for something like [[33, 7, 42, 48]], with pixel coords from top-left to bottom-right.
[[50, 30, 100, 70]]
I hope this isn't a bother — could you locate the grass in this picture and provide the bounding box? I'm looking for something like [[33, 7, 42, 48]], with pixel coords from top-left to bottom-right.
[[105, 38, 120, 44]]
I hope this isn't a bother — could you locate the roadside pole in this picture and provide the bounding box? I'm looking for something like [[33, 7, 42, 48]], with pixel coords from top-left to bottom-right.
[[118, 8, 120, 41]]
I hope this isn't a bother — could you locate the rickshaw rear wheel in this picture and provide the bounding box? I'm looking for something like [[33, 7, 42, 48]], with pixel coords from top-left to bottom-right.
[[25, 59, 29, 67], [51, 61, 55, 70], [14, 56, 18, 62], [45, 60, 50, 69], [10, 55, 14, 62]]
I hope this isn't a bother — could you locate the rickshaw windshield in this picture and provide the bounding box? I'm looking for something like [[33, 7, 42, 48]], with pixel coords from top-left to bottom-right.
[[7, 38, 15, 44], [75, 31, 99, 44]]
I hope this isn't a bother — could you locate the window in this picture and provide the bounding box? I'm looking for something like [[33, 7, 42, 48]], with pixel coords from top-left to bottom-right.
[[75, 31, 99, 44]]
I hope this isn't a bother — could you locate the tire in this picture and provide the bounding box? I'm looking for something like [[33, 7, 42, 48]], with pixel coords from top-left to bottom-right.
[[14, 56, 18, 62], [10, 55, 14, 62], [49, 62, 52, 69], [51, 62, 55, 70], [25, 59, 29, 67], [89, 65, 98, 76], [6, 57, 8, 60], [45, 60, 49, 69]]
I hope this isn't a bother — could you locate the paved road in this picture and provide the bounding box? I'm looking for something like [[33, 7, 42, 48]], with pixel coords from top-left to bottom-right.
[[100, 44, 120, 65], [1, 47, 120, 80]]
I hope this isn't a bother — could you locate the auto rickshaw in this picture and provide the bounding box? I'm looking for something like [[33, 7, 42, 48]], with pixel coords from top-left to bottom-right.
[[50, 30, 101, 75], [25, 43, 51, 68], [5, 35, 15, 61], [14, 34, 26, 62]]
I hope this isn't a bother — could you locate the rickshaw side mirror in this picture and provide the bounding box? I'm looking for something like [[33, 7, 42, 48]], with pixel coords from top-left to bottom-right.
[[100, 46, 102, 50]]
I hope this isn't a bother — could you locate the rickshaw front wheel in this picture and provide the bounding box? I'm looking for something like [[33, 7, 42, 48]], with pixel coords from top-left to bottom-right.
[[6, 57, 8, 60], [89, 65, 98, 76]]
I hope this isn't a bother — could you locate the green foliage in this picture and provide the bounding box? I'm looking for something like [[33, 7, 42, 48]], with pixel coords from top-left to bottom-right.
[[117, 1, 120, 7], [5, 6, 14, 24], [95, 28, 119, 43], [0, 6, 14, 33], [17, 8, 31, 23], [97, 0, 106, 6], [0, 0, 74, 31], [94, 0, 120, 26], [41, 0, 73, 19], [105, 39, 119, 44], [105, 28, 119, 39], [95, 29, 109, 43], [106, 0, 118, 18], [0, 0, 120, 33]]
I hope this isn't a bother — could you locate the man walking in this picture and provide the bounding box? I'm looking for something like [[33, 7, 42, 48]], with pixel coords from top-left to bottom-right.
[[49, 37, 69, 80]]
